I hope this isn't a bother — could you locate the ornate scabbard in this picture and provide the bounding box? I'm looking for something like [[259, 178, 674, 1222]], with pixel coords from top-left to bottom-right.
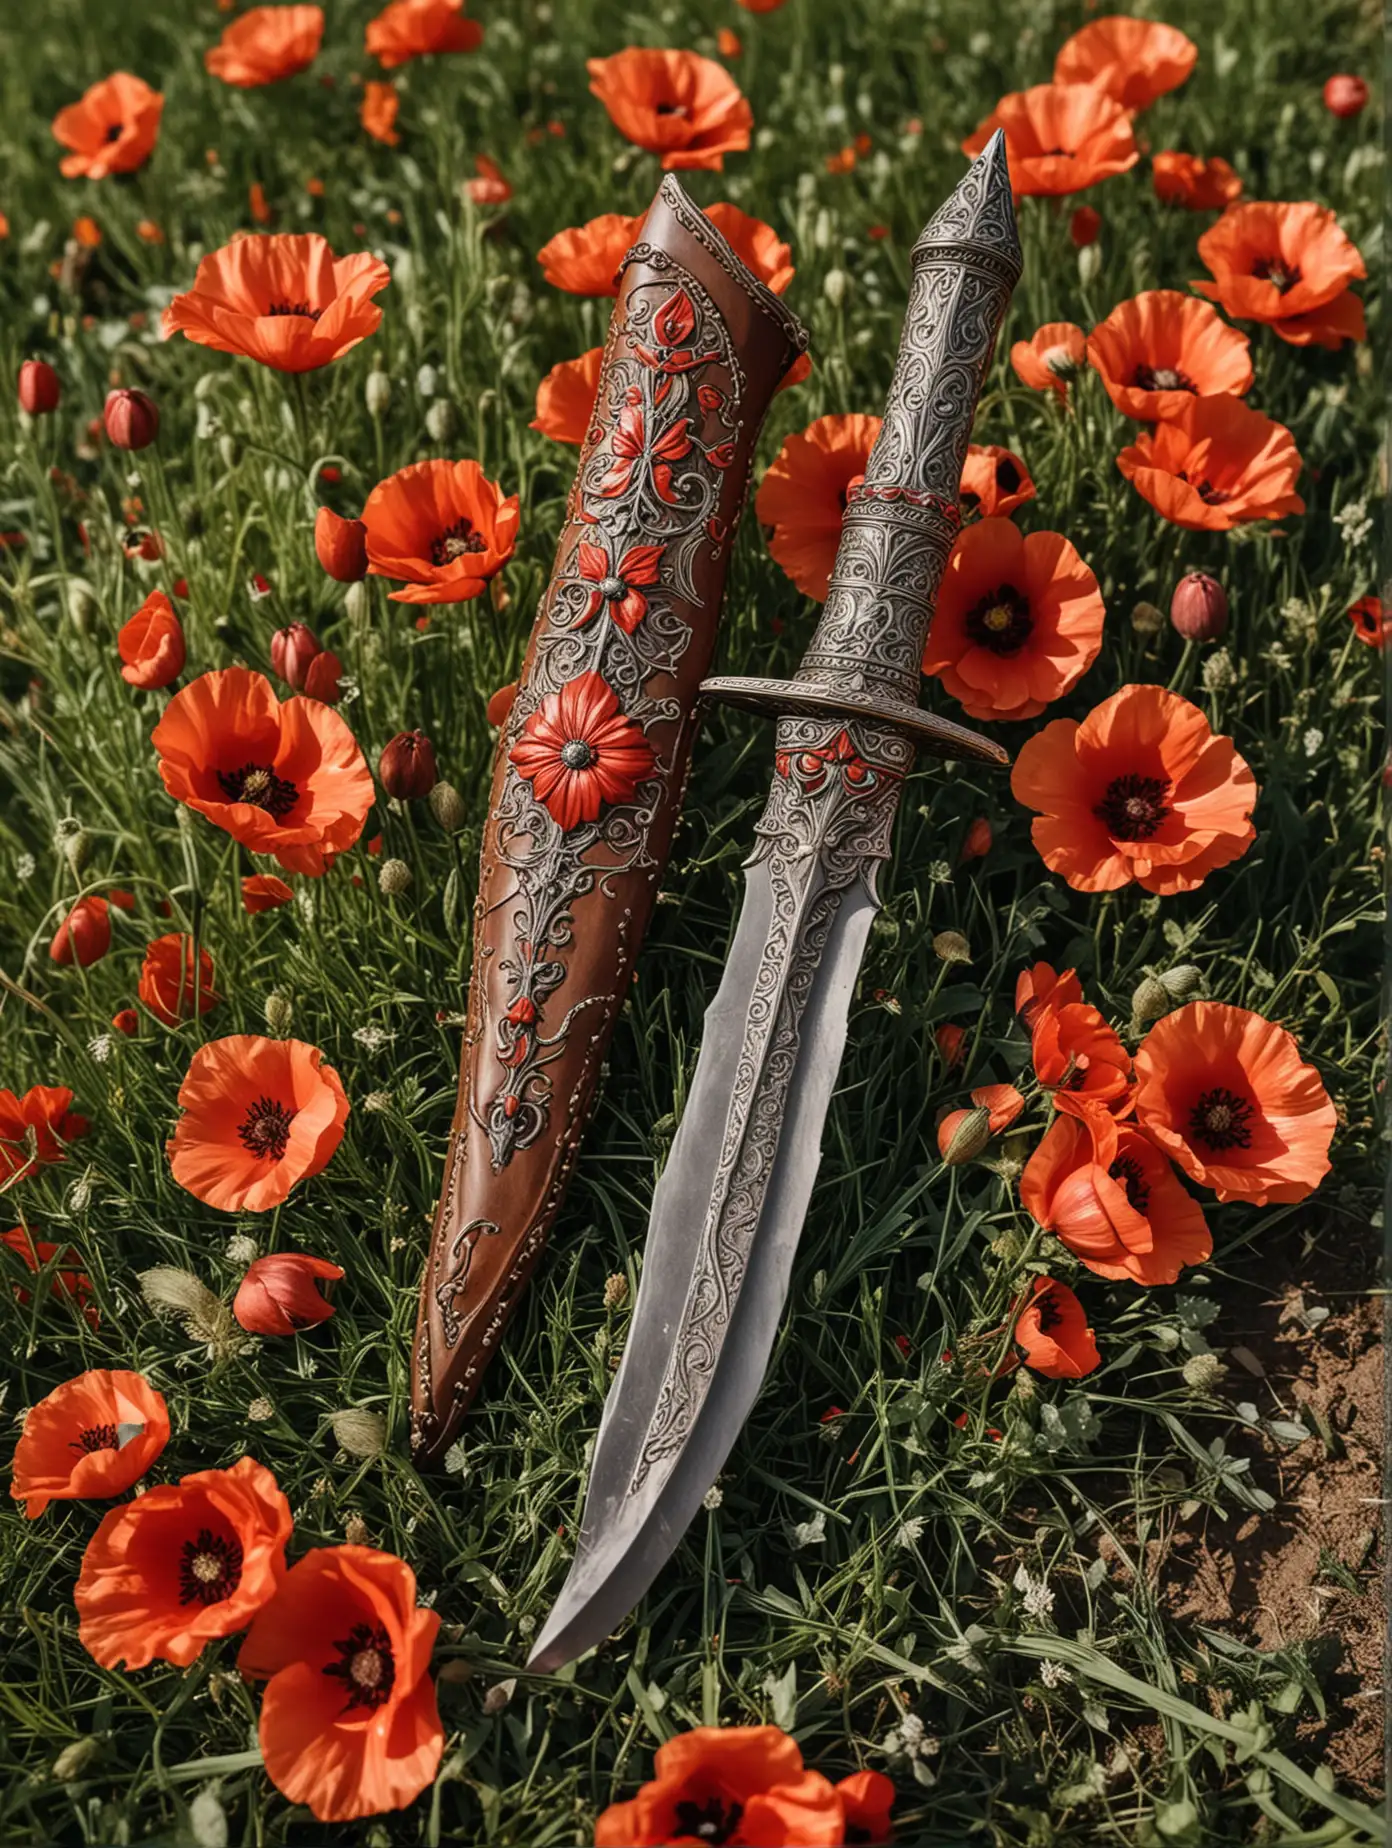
[[411, 176, 807, 1464]]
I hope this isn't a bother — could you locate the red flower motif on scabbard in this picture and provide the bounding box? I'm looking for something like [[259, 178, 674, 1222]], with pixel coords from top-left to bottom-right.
[[509, 672, 658, 831], [634, 287, 720, 374], [576, 540, 664, 633], [599, 398, 693, 503]]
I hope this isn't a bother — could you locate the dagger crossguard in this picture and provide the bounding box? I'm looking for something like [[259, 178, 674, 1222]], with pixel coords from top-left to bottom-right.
[[703, 130, 1022, 769]]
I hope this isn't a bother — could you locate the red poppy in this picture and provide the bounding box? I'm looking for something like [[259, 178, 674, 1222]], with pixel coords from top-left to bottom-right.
[[1010, 323, 1085, 401], [963, 83, 1138, 197], [11, 1370, 168, 1519], [1013, 1277, 1100, 1378], [531, 348, 603, 446], [113, 1009, 139, 1035], [234, 1252, 344, 1335], [587, 49, 753, 172], [362, 459, 519, 604], [1324, 75, 1369, 118], [205, 6, 324, 86], [118, 588, 186, 689], [536, 213, 646, 295], [238, 1545, 444, 1823], [2, 1227, 99, 1329], [360, 80, 400, 145], [1053, 17, 1197, 110], [169, 1035, 350, 1214], [1015, 962, 1083, 1032], [1086, 291, 1253, 422], [77, 1456, 291, 1669], [837, 1770, 897, 1845], [1022, 1112, 1212, 1286], [1116, 396, 1304, 532], [1011, 684, 1257, 895], [50, 896, 114, 968], [243, 873, 295, 912], [1133, 1003, 1336, 1205], [1071, 205, 1102, 248], [755, 413, 881, 601], [1031, 997, 1133, 1124], [576, 540, 665, 634], [509, 672, 658, 831], [0, 1085, 89, 1184], [315, 509, 369, 583], [962, 817, 993, 862], [1152, 152, 1243, 211], [1193, 201, 1367, 348], [935, 1023, 966, 1067], [594, 1726, 853, 1848], [52, 73, 163, 179], [153, 667, 373, 876], [923, 517, 1106, 723], [1347, 595, 1389, 647], [960, 444, 1036, 518], [366, 0, 482, 69], [164, 234, 390, 373], [138, 934, 220, 1027]]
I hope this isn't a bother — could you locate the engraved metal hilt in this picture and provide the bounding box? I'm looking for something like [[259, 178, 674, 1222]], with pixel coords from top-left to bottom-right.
[[703, 132, 1022, 769]]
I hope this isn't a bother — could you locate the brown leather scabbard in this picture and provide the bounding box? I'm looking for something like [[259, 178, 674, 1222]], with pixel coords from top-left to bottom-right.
[[410, 175, 807, 1464]]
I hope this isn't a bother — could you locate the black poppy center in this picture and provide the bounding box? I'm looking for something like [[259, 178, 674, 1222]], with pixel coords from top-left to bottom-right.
[[560, 738, 596, 771], [218, 762, 300, 818], [1252, 257, 1301, 294], [1034, 1290, 1063, 1333], [71, 1423, 120, 1455], [105, 123, 124, 143], [1041, 145, 1074, 157], [179, 1528, 244, 1606], [267, 300, 324, 320], [1189, 1086, 1255, 1151], [1094, 773, 1172, 841], [431, 517, 479, 566], [964, 582, 1033, 655], [324, 1622, 397, 1712], [1109, 1154, 1151, 1213], [654, 101, 689, 118], [239, 1096, 295, 1162], [1133, 363, 1197, 394], [995, 457, 1023, 493], [1175, 470, 1232, 506], [673, 1798, 743, 1845]]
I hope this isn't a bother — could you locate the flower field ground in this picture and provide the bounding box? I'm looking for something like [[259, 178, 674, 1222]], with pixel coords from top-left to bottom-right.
[[0, 0, 1385, 1842]]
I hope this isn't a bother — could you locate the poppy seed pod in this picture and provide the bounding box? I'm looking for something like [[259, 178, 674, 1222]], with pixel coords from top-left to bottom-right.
[[18, 359, 61, 416], [314, 507, 369, 583], [269, 621, 323, 691], [379, 729, 438, 800], [1170, 572, 1228, 642], [428, 779, 467, 831], [379, 857, 412, 896], [103, 387, 160, 450]]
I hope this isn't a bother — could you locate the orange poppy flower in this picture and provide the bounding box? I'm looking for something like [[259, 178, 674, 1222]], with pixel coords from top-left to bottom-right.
[[963, 83, 1138, 198], [755, 413, 881, 601], [0, 1085, 89, 1183], [163, 233, 390, 374], [1016, 963, 1085, 1032], [1010, 322, 1085, 402], [960, 443, 1036, 518], [138, 934, 220, 1027], [1134, 1002, 1336, 1205], [836, 1770, 897, 1844], [205, 6, 324, 86], [360, 80, 400, 146], [169, 1034, 349, 1214], [466, 154, 511, 206], [587, 49, 753, 172], [1013, 1277, 1100, 1378], [1053, 17, 1197, 110], [594, 1726, 851, 1848], [509, 672, 657, 830], [1031, 997, 1133, 1124], [118, 588, 185, 689], [50, 895, 114, 968], [238, 1545, 444, 1823], [2, 1227, 99, 1329], [77, 1456, 291, 1669], [703, 201, 794, 292], [1152, 152, 1242, 211], [1086, 291, 1252, 422], [52, 73, 164, 180], [243, 873, 294, 912], [1116, 396, 1304, 532], [537, 212, 646, 295], [1011, 683, 1258, 895], [531, 347, 603, 446], [1348, 594, 1389, 647], [1022, 1112, 1212, 1286], [1192, 201, 1367, 347], [362, 459, 519, 605], [736, 0, 788, 10], [11, 1370, 167, 1519], [152, 667, 373, 876], [923, 517, 1106, 724], [366, 0, 482, 69]]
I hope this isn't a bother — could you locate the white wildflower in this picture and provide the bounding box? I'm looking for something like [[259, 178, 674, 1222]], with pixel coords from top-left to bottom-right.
[[15, 852, 35, 882], [702, 1484, 723, 1511], [444, 1438, 469, 1476], [361, 1091, 392, 1113], [1039, 1658, 1072, 1689], [1303, 727, 1324, 757], [896, 1516, 927, 1547], [353, 1024, 396, 1051], [1201, 648, 1234, 692], [927, 859, 953, 884], [247, 1397, 274, 1422], [789, 1511, 826, 1549], [1334, 497, 1373, 551], [1013, 1564, 1055, 1620], [87, 1034, 114, 1064], [225, 1233, 258, 1267]]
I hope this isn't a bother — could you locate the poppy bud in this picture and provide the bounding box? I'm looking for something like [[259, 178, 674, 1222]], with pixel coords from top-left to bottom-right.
[[1129, 975, 1171, 1035], [1069, 206, 1101, 248], [264, 991, 294, 1034], [1181, 1352, 1225, 1392], [314, 507, 369, 583], [429, 779, 467, 831], [365, 370, 392, 417], [1159, 964, 1203, 1003], [823, 268, 849, 307], [329, 1406, 386, 1457], [344, 580, 371, 624], [379, 729, 438, 800], [218, 433, 241, 470], [935, 1023, 966, 1067], [425, 399, 456, 444], [50, 896, 112, 967], [1170, 572, 1228, 643], [960, 817, 992, 861], [55, 819, 91, 876], [270, 621, 323, 691], [937, 1105, 992, 1166], [103, 387, 159, 450], [379, 857, 412, 896], [1130, 599, 1165, 637], [933, 930, 972, 964], [303, 648, 344, 704], [1323, 74, 1368, 117], [18, 359, 61, 416], [234, 1253, 343, 1337]]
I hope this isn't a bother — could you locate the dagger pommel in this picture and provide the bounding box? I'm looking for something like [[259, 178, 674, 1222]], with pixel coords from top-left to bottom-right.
[[704, 130, 1020, 768]]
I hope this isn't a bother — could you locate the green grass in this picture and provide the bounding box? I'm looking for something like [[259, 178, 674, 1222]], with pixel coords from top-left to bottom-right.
[[0, 0, 1384, 1841]]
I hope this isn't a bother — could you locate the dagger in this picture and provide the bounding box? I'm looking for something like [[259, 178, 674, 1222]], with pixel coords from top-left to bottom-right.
[[529, 133, 1022, 1674]]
